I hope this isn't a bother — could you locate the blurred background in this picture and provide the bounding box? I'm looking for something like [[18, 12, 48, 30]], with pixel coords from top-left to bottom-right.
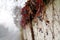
[[0, 0, 27, 40]]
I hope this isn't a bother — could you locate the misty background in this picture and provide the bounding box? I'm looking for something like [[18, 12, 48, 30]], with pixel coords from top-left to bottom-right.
[[0, 0, 27, 40]]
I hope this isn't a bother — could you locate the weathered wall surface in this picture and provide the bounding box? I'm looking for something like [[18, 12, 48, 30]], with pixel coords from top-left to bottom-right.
[[21, 0, 60, 40]]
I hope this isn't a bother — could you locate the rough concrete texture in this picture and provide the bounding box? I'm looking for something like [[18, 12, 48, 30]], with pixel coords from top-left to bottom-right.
[[21, 0, 60, 40]]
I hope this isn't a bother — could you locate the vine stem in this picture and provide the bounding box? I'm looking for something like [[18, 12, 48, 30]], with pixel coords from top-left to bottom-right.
[[30, 13, 35, 40], [52, 0, 55, 40], [20, 27, 24, 40], [30, 22, 35, 40]]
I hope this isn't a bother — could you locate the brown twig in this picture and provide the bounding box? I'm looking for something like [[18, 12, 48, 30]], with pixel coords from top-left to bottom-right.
[[30, 22, 35, 40]]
